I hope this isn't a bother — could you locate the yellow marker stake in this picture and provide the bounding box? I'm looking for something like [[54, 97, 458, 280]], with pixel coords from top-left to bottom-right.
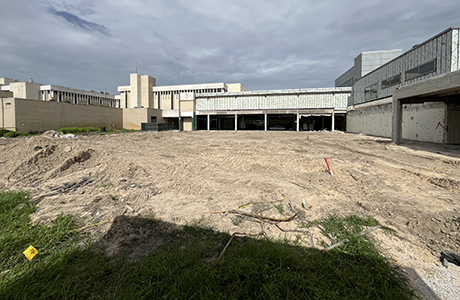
[[23, 245, 38, 261]]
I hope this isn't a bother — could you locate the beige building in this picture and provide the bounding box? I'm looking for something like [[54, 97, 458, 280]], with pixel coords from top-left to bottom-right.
[[0, 77, 119, 107], [2, 73, 350, 133], [117, 73, 247, 130], [117, 74, 351, 132]]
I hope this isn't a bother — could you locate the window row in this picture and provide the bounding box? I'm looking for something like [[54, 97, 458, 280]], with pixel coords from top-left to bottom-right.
[[365, 59, 437, 101]]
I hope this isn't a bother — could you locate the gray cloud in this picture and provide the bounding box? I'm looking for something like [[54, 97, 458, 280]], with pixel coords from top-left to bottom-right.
[[47, 7, 111, 36], [0, 0, 459, 94]]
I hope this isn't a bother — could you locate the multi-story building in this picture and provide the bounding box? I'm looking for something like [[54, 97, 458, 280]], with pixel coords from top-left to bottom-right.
[[344, 26, 460, 144], [0, 78, 118, 107], [335, 49, 402, 87], [116, 73, 351, 132]]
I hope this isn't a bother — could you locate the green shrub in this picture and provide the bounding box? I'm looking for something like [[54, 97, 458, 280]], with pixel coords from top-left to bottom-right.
[[0, 129, 10, 137], [58, 127, 100, 134], [1, 131, 27, 138]]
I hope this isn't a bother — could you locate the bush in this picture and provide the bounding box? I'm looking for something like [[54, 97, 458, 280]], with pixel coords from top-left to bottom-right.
[[1, 130, 27, 138], [0, 129, 10, 137], [58, 127, 100, 134]]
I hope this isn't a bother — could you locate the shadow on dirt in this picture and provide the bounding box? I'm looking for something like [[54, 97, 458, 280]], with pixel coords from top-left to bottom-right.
[[400, 140, 460, 159]]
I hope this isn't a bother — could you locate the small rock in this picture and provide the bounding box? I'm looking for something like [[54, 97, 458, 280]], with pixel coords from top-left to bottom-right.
[[442, 259, 449, 268]]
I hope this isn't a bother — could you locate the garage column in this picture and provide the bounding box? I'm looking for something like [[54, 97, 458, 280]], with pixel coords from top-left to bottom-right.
[[296, 113, 300, 132], [235, 113, 238, 131], [207, 114, 210, 131], [392, 97, 403, 144], [264, 113, 267, 131], [331, 111, 335, 131]]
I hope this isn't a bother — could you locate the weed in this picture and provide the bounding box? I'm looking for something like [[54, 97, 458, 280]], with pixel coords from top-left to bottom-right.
[[275, 203, 284, 214], [99, 181, 113, 188]]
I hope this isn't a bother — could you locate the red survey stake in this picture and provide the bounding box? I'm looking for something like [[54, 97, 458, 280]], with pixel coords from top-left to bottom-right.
[[324, 158, 333, 176]]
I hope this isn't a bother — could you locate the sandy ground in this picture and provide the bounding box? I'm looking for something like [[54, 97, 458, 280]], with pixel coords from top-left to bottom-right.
[[1, 131, 459, 299]]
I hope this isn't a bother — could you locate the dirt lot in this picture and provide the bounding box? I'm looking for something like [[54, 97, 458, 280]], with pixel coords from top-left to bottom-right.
[[1, 131, 459, 299]]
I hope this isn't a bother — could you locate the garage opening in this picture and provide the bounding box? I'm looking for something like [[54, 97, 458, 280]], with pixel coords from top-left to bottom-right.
[[237, 114, 264, 130], [267, 114, 296, 131]]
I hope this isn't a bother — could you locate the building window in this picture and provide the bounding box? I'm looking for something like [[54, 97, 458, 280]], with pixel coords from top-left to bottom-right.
[[364, 83, 378, 101], [381, 74, 401, 89], [406, 59, 436, 81]]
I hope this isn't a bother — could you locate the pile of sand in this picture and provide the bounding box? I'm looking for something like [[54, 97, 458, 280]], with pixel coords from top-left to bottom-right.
[[0, 131, 459, 299]]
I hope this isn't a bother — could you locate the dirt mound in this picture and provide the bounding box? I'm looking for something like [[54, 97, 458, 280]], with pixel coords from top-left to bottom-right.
[[0, 131, 460, 299]]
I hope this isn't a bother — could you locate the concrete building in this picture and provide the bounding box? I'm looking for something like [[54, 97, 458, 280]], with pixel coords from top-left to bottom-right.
[[194, 88, 350, 131], [116, 74, 351, 132], [0, 77, 119, 107], [2, 73, 349, 133], [345, 26, 460, 144], [335, 50, 402, 87], [0, 77, 122, 132]]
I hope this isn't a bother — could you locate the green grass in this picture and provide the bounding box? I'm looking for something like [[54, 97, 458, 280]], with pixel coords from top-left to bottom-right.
[[58, 127, 100, 134], [0, 129, 27, 138], [57, 127, 141, 135], [0, 191, 415, 299], [275, 203, 284, 214]]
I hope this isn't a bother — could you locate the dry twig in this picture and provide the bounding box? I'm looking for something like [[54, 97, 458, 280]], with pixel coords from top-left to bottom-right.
[[229, 211, 297, 222], [216, 232, 266, 263]]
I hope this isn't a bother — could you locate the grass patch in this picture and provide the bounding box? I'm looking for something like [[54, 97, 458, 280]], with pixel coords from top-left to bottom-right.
[[0, 192, 415, 299], [58, 127, 100, 134], [0, 129, 27, 138]]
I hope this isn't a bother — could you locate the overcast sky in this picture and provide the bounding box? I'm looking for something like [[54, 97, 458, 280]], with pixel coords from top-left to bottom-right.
[[1, 0, 459, 94]]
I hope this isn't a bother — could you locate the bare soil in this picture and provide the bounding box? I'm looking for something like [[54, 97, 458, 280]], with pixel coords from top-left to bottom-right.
[[1, 131, 459, 299]]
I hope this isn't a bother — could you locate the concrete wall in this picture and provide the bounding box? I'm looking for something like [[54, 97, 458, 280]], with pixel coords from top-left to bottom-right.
[[401, 102, 446, 143], [0, 97, 16, 130], [129, 74, 141, 108], [347, 98, 447, 143], [9, 82, 42, 100], [183, 117, 193, 131], [347, 100, 393, 138], [0, 78, 18, 85], [0, 91, 13, 97], [227, 83, 247, 92], [196, 88, 351, 111], [141, 75, 155, 108], [12, 98, 122, 132], [122, 108, 164, 130]]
